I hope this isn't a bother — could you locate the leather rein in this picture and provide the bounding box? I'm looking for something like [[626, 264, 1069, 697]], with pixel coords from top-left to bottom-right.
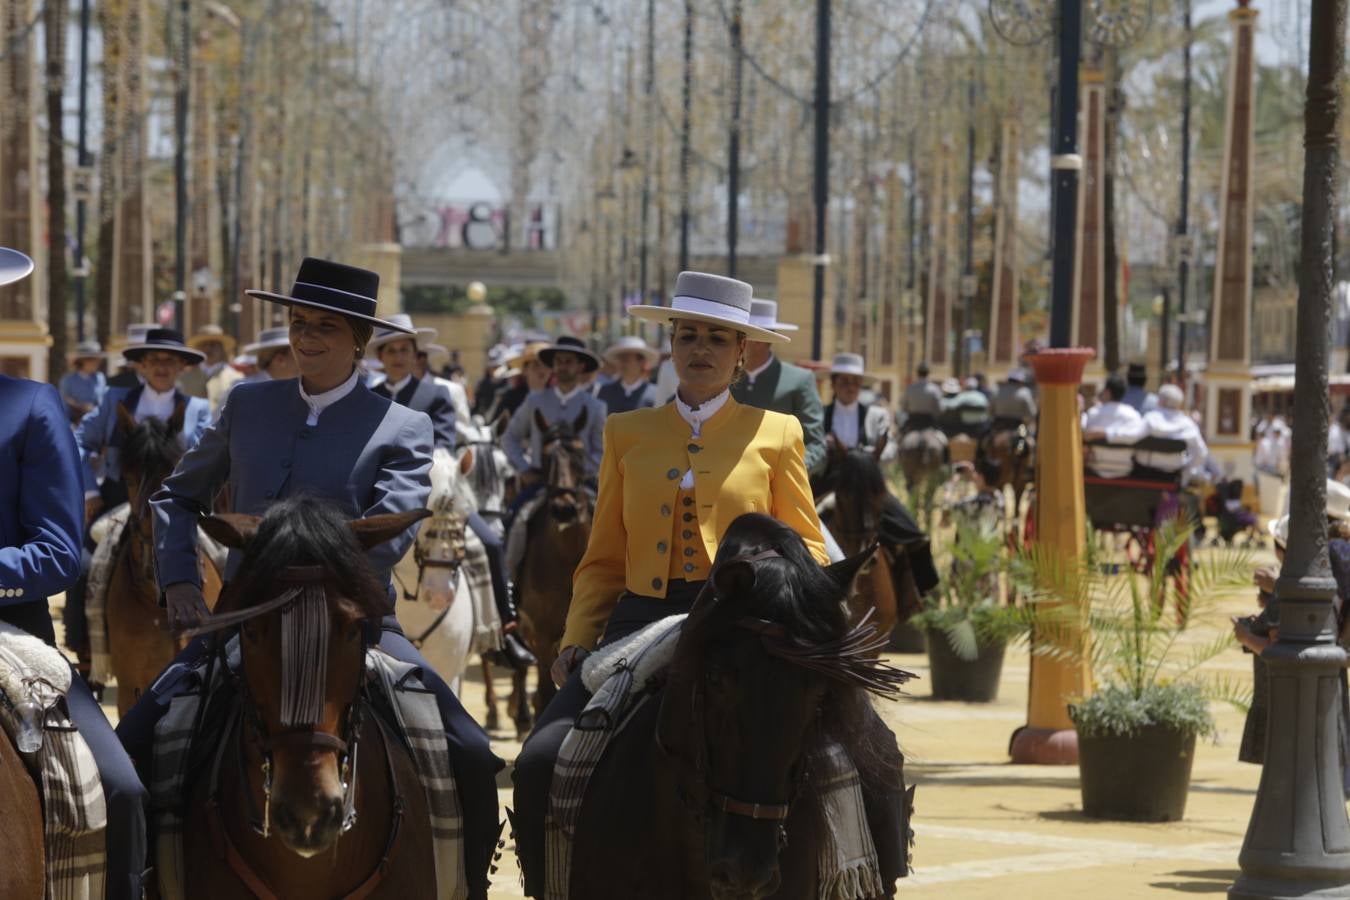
[[190, 565, 408, 899]]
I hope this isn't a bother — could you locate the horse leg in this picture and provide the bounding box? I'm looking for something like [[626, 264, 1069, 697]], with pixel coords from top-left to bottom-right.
[[481, 657, 501, 733], [513, 667, 533, 739]]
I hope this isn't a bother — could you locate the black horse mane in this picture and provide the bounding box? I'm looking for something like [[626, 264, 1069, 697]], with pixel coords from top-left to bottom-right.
[[834, 448, 887, 528], [219, 496, 388, 623], [121, 414, 183, 475], [705, 513, 907, 787]]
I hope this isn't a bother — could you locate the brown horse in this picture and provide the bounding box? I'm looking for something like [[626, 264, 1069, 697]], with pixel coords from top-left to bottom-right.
[[569, 514, 913, 899], [827, 436, 923, 648], [898, 427, 947, 530], [105, 403, 222, 715], [982, 425, 1035, 532], [515, 408, 593, 736], [0, 731, 44, 900], [178, 498, 435, 898]]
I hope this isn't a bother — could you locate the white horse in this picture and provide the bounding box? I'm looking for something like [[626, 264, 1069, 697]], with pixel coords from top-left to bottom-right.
[[393, 447, 488, 695]]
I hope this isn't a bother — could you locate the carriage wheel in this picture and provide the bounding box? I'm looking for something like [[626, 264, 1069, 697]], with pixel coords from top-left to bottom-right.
[[1124, 528, 1155, 576]]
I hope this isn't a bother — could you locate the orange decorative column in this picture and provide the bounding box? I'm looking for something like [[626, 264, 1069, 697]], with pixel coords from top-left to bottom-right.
[[1011, 347, 1095, 764]]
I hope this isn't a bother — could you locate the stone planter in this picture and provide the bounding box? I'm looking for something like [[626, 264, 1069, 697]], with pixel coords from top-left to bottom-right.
[[924, 629, 1006, 702], [1077, 724, 1197, 822]]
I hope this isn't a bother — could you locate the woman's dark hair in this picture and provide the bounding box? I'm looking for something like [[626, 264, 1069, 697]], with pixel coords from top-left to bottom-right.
[[350, 320, 375, 358]]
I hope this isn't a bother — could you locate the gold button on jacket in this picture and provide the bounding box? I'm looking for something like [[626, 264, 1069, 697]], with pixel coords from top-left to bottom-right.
[[563, 396, 828, 650]]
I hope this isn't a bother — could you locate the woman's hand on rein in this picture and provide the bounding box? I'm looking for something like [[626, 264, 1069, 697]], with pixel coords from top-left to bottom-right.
[[552, 645, 589, 687], [165, 582, 210, 634]]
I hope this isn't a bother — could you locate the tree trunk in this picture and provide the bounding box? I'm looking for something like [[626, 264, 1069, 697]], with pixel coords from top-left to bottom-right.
[[93, 0, 121, 351], [45, 0, 69, 377], [1102, 48, 1123, 374]]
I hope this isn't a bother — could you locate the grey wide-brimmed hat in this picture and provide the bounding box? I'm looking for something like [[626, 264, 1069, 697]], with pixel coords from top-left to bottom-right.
[[748, 298, 799, 333], [245, 257, 415, 334], [603, 335, 660, 367], [538, 335, 602, 372], [628, 271, 788, 344], [829, 352, 875, 384], [0, 247, 34, 287], [69, 340, 107, 360], [122, 328, 207, 365], [242, 326, 291, 354], [368, 312, 438, 353]]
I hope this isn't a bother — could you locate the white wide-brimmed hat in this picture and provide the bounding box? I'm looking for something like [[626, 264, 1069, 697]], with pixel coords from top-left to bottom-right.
[[748, 298, 799, 333], [68, 340, 107, 361], [422, 343, 452, 365], [0, 247, 33, 287], [603, 335, 660, 367], [829, 352, 875, 384], [628, 271, 788, 344], [1269, 479, 1350, 545], [368, 312, 438, 353]]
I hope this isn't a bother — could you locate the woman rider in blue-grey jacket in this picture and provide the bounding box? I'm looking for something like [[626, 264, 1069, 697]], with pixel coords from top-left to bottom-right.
[[115, 257, 503, 898]]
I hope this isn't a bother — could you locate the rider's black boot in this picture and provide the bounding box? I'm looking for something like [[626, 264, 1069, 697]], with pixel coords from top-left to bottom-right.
[[494, 582, 537, 672]]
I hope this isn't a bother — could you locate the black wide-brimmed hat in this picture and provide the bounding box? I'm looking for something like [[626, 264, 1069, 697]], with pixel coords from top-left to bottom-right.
[[245, 257, 415, 334], [122, 328, 207, 365], [538, 335, 602, 372]]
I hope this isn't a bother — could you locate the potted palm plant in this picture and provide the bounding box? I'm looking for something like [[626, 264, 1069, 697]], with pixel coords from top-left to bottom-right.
[[1015, 518, 1252, 821], [911, 521, 1026, 701]]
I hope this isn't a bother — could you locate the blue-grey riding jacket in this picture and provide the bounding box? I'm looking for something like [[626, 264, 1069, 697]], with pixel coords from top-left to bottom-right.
[[150, 376, 433, 605]]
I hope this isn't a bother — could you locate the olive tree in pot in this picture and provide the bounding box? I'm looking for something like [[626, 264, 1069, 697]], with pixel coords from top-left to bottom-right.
[[1017, 519, 1252, 821], [911, 522, 1026, 701]]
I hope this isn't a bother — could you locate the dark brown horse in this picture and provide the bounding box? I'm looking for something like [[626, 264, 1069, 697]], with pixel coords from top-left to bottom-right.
[[176, 498, 435, 898], [982, 425, 1035, 534], [570, 514, 913, 899], [0, 731, 43, 900], [515, 408, 593, 736], [897, 427, 946, 530], [827, 436, 923, 647], [106, 403, 222, 715]]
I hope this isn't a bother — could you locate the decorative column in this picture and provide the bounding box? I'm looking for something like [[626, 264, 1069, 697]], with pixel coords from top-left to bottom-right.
[[925, 142, 953, 374], [1072, 67, 1107, 382], [1206, 0, 1258, 482], [988, 116, 1022, 377], [0, 0, 49, 380], [1011, 348, 1095, 764], [1230, 0, 1350, 894]]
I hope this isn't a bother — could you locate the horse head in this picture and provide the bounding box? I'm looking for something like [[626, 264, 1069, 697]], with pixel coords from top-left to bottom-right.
[[200, 499, 429, 857], [412, 448, 472, 606], [115, 402, 187, 582], [534, 407, 589, 524], [659, 513, 900, 898], [831, 447, 890, 556]]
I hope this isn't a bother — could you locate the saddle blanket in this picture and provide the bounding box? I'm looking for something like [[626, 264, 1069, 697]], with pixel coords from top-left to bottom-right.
[[151, 639, 467, 900], [546, 616, 883, 900], [87, 506, 227, 685], [0, 622, 107, 900]]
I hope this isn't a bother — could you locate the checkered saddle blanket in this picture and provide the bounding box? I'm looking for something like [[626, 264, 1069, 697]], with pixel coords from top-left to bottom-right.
[[545, 616, 884, 900], [151, 639, 467, 900], [0, 622, 107, 900]]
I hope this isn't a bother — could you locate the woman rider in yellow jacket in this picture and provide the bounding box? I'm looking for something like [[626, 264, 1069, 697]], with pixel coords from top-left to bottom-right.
[[511, 271, 828, 894]]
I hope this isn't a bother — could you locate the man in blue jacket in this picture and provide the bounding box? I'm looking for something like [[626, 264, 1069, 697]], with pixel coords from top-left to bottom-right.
[[0, 247, 147, 899]]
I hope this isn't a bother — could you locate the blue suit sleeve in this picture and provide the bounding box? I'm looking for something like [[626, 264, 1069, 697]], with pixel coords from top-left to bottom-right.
[[152, 392, 234, 590], [73, 394, 110, 493], [429, 386, 458, 450], [0, 384, 84, 601], [364, 412, 434, 576]]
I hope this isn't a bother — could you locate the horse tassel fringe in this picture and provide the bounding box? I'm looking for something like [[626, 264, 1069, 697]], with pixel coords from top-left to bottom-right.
[[280, 583, 329, 728], [744, 609, 916, 701]]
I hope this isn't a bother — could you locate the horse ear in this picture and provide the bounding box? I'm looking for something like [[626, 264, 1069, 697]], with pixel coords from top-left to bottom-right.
[[533, 409, 549, 434], [494, 411, 510, 438], [458, 446, 475, 476], [828, 433, 847, 466], [115, 402, 137, 437], [825, 544, 878, 593], [873, 430, 889, 462], [167, 399, 187, 436], [573, 405, 589, 434], [200, 513, 263, 549], [348, 508, 434, 550], [712, 558, 757, 601]]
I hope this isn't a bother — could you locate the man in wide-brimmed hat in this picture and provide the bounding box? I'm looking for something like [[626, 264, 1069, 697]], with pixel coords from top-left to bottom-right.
[[991, 368, 1037, 432], [472, 344, 511, 419], [503, 335, 607, 492], [59, 340, 109, 424], [0, 246, 151, 900], [178, 324, 242, 414], [366, 313, 458, 450], [729, 298, 828, 476], [595, 335, 660, 414], [488, 340, 552, 425], [822, 352, 895, 461], [239, 326, 296, 384], [415, 343, 475, 443]]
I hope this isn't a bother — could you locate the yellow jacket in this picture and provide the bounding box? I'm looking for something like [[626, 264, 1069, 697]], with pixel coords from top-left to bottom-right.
[[563, 396, 827, 650]]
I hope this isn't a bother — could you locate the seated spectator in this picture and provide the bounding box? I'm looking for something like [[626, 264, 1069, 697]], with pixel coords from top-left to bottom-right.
[[1136, 383, 1209, 481], [1082, 373, 1147, 479]]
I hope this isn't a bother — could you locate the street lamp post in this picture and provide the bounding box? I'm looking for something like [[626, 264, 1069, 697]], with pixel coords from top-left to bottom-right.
[[1230, 0, 1350, 896]]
